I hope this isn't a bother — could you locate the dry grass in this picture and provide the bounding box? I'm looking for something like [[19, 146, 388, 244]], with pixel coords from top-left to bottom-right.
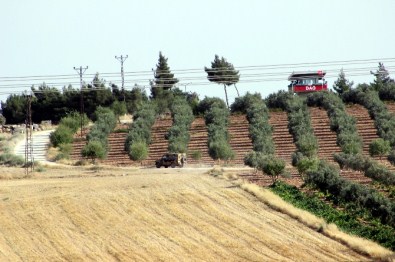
[[218, 170, 394, 261], [0, 165, 385, 261]]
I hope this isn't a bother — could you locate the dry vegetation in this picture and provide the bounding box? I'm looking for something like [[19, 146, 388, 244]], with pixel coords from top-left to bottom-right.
[[0, 165, 391, 261]]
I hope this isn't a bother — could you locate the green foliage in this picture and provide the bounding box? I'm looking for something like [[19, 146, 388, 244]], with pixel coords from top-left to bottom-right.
[[205, 55, 240, 108], [167, 97, 194, 153], [0, 115, 5, 125], [231, 93, 275, 154], [271, 181, 395, 250], [200, 98, 235, 161], [333, 69, 353, 95], [150, 52, 178, 103], [84, 106, 117, 159], [1, 94, 27, 124], [190, 150, 202, 160], [110, 100, 127, 122], [286, 96, 318, 158], [0, 153, 24, 166], [307, 92, 362, 155], [306, 160, 395, 227], [334, 153, 395, 186], [81, 140, 106, 163], [369, 138, 390, 159], [125, 102, 156, 160], [257, 154, 287, 184], [57, 143, 72, 159], [265, 90, 293, 110], [343, 86, 395, 147], [296, 156, 319, 181], [59, 112, 87, 133], [50, 125, 74, 147], [129, 141, 148, 163]]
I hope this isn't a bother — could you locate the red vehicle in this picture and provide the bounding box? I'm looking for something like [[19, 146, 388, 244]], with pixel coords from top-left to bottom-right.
[[288, 71, 327, 93]]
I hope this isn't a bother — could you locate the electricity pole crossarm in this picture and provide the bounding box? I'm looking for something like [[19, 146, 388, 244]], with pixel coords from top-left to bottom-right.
[[115, 55, 128, 101], [73, 66, 88, 137]]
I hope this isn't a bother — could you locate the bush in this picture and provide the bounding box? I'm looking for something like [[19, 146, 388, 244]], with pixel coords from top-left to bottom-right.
[[0, 153, 24, 166], [82, 140, 106, 163], [200, 98, 235, 162], [296, 156, 319, 181], [50, 125, 73, 147], [369, 138, 390, 159], [129, 142, 148, 163], [125, 102, 156, 155], [257, 154, 287, 184], [190, 150, 202, 161]]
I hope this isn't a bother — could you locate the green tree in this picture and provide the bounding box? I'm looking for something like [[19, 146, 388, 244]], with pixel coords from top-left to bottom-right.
[[150, 52, 179, 99], [257, 154, 287, 184], [371, 62, 393, 85], [129, 141, 148, 164], [369, 138, 390, 160], [205, 55, 240, 108], [1, 94, 27, 124], [333, 68, 353, 95], [296, 157, 319, 181], [110, 100, 127, 123], [82, 140, 106, 163]]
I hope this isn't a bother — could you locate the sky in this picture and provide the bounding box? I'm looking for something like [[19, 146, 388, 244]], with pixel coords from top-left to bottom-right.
[[1, 0, 395, 106]]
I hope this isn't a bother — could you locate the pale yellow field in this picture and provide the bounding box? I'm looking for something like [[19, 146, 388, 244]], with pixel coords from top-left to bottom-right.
[[0, 166, 376, 261]]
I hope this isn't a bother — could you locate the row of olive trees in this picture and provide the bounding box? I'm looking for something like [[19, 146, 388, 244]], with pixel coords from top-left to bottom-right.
[[266, 91, 319, 181], [82, 107, 117, 163], [232, 93, 287, 184], [306, 92, 363, 155], [124, 102, 157, 163], [196, 97, 235, 162], [306, 160, 395, 228], [166, 97, 194, 153]]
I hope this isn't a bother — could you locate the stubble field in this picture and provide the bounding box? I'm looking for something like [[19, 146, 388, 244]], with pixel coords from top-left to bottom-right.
[[0, 165, 373, 261]]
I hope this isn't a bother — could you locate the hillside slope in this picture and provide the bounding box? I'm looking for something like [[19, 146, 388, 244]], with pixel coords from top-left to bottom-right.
[[0, 167, 370, 261]]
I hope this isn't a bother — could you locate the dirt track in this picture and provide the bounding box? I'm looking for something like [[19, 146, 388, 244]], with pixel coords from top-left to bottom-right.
[[0, 166, 370, 261]]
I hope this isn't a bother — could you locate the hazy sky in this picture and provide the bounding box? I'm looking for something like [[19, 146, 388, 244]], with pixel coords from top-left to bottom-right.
[[1, 0, 395, 105]]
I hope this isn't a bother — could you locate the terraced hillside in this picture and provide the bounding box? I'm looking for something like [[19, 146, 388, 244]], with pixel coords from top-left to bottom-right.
[[268, 111, 297, 163], [309, 106, 372, 185], [268, 111, 299, 180], [142, 116, 173, 166], [70, 128, 90, 161], [345, 104, 380, 156], [228, 115, 253, 165], [100, 129, 135, 166], [187, 117, 214, 165], [309, 107, 342, 161]]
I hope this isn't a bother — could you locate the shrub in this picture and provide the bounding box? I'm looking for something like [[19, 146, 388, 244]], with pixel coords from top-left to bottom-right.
[[50, 125, 73, 147], [0, 153, 24, 166], [190, 150, 202, 161], [369, 138, 390, 159], [296, 156, 319, 181], [82, 140, 106, 163], [129, 142, 148, 163], [125, 102, 156, 161], [257, 154, 287, 184]]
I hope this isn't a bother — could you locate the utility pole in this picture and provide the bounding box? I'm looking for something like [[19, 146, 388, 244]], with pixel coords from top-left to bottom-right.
[[74, 66, 88, 137], [24, 91, 33, 175], [115, 55, 128, 101]]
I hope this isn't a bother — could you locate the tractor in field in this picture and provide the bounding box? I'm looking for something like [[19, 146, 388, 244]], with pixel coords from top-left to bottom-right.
[[155, 153, 187, 168]]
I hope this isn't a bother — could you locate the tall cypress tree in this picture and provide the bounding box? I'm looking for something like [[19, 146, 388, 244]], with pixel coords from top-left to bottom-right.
[[333, 68, 353, 95], [150, 52, 178, 99], [205, 55, 240, 108]]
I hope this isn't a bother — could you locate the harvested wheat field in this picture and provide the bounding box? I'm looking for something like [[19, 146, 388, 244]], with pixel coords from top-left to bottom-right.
[[0, 165, 378, 261]]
